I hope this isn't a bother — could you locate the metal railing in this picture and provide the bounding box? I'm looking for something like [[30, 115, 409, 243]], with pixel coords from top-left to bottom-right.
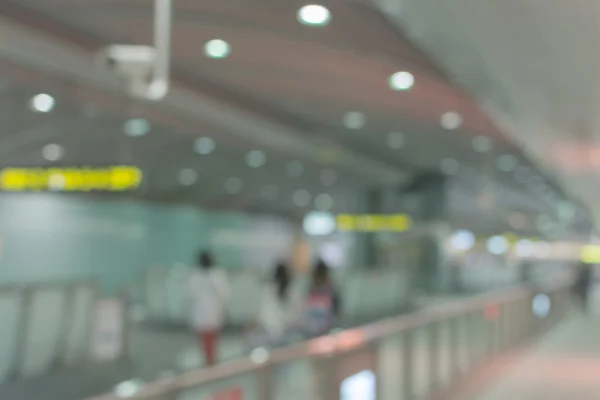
[[89, 278, 572, 400], [0, 281, 128, 385]]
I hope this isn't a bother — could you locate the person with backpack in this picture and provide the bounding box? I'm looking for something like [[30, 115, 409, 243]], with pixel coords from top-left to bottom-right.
[[248, 262, 301, 349], [186, 250, 230, 366], [305, 259, 341, 337]]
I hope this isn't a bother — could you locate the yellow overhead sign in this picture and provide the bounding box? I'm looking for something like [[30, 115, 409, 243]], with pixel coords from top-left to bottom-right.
[[336, 214, 413, 232], [0, 166, 142, 192]]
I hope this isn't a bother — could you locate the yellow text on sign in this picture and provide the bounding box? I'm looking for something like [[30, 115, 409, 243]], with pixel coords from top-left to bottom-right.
[[0, 166, 142, 192], [336, 214, 413, 232]]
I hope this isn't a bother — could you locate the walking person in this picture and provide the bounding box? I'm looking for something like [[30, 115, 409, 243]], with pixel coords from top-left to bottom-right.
[[248, 262, 301, 349], [304, 259, 341, 337], [573, 261, 592, 314], [187, 250, 230, 366]]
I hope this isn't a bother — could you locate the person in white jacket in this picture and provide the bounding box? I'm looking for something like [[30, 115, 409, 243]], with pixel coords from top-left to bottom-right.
[[253, 262, 301, 347], [186, 251, 230, 366]]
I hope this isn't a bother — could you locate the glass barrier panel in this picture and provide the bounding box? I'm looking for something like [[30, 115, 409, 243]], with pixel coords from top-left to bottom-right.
[[146, 269, 170, 321], [0, 290, 21, 383], [376, 333, 404, 400], [412, 326, 430, 398], [437, 319, 452, 387], [62, 284, 95, 365], [20, 287, 66, 377], [274, 358, 320, 400]]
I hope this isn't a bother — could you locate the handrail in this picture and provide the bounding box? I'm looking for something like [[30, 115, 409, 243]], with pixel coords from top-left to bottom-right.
[[88, 277, 573, 400]]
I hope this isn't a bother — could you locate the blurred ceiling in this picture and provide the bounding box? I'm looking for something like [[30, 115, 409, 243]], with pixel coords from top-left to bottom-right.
[[0, 0, 587, 233], [377, 0, 600, 229]]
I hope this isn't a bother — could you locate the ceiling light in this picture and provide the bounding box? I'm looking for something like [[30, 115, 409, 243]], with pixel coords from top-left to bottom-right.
[[486, 236, 509, 255], [204, 39, 230, 59], [389, 71, 414, 91], [30, 93, 55, 113], [293, 189, 312, 207], [42, 143, 64, 161], [297, 5, 331, 26], [178, 169, 197, 186], [320, 169, 337, 186], [472, 136, 493, 153], [303, 211, 336, 236], [343, 111, 366, 130], [246, 150, 266, 168], [286, 161, 304, 178], [449, 230, 475, 251], [194, 137, 215, 155], [315, 193, 334, 210], [123, 118, 151, 137], [261, 185, 279, 201], [224, 177, 243, 194], [387, 132, 405, 149], [440, 112, 462, 130], [496, 154, 517, 172], [440, 158, 459, 175]]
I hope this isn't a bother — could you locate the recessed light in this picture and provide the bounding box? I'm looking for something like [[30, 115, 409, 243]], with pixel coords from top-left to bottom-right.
[[315, 193, 334, 210], [123, 118, 151, 137], [343, 111, 366, 130], [224, 177, 243, 194], [246, 150, 266, 168], [178, 169, 197, 186], [440, 158, 459, 175], [261, 185, 279, 201], [292, 189, 312, 207], [204, 39, 230, 59], [440, 112, 462, 130], [297, 5, 331, 26], [286, 161, 304, 177], [30, 93, 55, 113], [472, 136, 493, 153], [194, 137, 215, 155], [387, 132, 405, 149], [320, 169, 337, 186], [42, 143, 64, 161], [487, 236, 509, 255], [496, 155, 517, 172], [389, 71, 414, 91]]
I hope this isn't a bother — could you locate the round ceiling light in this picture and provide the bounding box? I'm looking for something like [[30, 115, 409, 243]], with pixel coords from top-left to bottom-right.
[[343, 111, 366, 130], [194, 137, 215, 155], [487, 236, 509, 255], [297, 5, 331, 26], [123, 118, 151, 137], [315, 193, 334, 210], [286, 160, 304, 178], [204, 39, 230, 59], [303, 211, 336, 236], [440, 112, 462, 130], [261, 184, 279, 201], [178, 169, 198, 186], [293, 189, 312, 207], [440, 158, 459, 175], [42, 143, 64, 161], [389, 71, 414, 91], [30, 93, 55, 113], [387, 132, 405, 149], [224, 177, 243, 194], [472, 136, 493, 153], [496, 154, 517, 172], [246, 150, 266, 168], [320, 169, 337, 186], [450, 230, 475, 252]]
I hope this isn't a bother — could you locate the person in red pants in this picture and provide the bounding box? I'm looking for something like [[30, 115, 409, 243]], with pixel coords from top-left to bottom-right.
[[187, 251, 230, 366]]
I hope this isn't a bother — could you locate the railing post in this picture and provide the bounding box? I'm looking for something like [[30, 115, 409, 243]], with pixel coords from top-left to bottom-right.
[[402, 329, 414, 400], [428, 321, 439, 393]]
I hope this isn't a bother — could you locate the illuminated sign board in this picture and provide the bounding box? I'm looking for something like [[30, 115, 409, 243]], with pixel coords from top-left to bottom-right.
[[336, 214, 412, 232], [0, 166, 142, 192]]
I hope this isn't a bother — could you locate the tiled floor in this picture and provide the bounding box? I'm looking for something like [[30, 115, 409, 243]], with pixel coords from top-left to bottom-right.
[[472, 312, 600, 400]]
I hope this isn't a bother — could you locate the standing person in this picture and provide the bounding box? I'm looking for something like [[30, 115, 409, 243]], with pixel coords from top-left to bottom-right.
[[250, 262, 300, 348], [305, 259, 341, 337], [187, 250, 230, 366], [573, 261, 592, 313]]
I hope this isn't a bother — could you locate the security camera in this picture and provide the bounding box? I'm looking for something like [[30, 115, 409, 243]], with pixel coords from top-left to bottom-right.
[[96, 45, 158, 99]]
